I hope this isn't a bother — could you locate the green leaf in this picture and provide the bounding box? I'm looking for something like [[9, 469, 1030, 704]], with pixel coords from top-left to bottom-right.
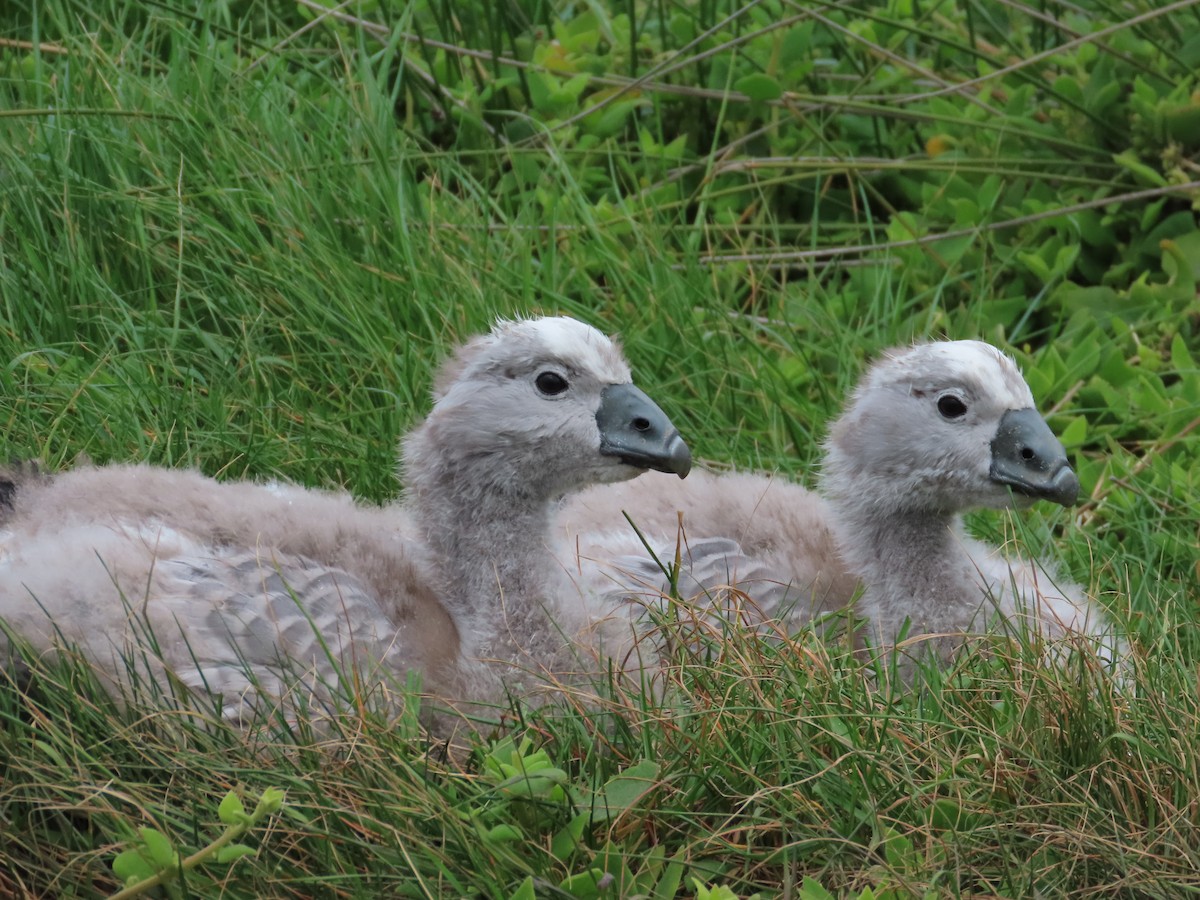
[[561, 73, 592, 104], [252, 788, 286, 820], [138, 827, 177, 870], [559, 867, 609, 899], [798, 876, 837, 900], [481, 823, 525, 844], [1161, 233, 1200, 287], [215, 843, 256, 864], [218, 791, 247, 826], [881, 827, 916, 872], [591, 760, 660, 823], [508, 876, 537, 900], [1140, 198, 1168, 233], [1170, 332, 1195, 376], [1112, 150, 1167, 188], [1059, 416, 1088, 449], [496, 767, 570, 799], [692, 883, 746, 900], [1052, 243, 1080, 278], [1084, 78, 1121, 115], [1160, 101, 1200, 147], [1059, 284, 1120, 319], [1017, 250, 1053, 282], [650, 854, 686, 900], [927, 797, 967, 831], [629, 844, 665, 895], [551, 811, 591, 861], [527, 71, 562, 114], [583, 95, 644, 138], [734, 73, 783, 101], [112, 848, 156, 885], [1052, 75, 1083, 106], [593, 841, 636, 892], [1064, 336, 1101, 380]]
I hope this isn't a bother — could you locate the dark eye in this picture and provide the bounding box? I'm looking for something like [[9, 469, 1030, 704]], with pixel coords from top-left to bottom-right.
[[937, 394, 968, 419], [535, 371, 569, 396]]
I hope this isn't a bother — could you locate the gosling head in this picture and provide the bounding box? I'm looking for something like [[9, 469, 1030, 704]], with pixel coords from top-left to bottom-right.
[[823, 340, 1079, 516], [407, 316, 691, 501]]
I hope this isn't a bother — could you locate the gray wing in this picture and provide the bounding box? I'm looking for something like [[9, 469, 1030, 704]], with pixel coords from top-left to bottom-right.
[[594, 536, 810, 640], [149, 551, 406, 722]]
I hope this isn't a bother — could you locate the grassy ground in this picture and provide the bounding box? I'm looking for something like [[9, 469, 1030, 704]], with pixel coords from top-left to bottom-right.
[[2, 0, 1199, 896]]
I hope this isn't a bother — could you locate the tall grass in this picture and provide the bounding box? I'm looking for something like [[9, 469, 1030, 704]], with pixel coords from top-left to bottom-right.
[[1, 0, 1198, 896]]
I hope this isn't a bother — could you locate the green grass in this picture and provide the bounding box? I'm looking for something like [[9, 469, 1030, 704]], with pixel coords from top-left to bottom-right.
[[1, 0, 1199, 896]]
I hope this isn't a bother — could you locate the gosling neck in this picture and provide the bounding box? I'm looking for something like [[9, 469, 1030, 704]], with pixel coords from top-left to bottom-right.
[[825, 487, 979, 639], [405, 441, 569, 663]]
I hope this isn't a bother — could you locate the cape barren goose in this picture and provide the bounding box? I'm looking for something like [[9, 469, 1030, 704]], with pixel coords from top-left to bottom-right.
[[557, 340, 1116, 668], [0, 317, 691, 724]]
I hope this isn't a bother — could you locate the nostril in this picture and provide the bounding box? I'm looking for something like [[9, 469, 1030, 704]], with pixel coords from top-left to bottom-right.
[[1021, 447, 1035, 460], [632, 416, 651, 432]]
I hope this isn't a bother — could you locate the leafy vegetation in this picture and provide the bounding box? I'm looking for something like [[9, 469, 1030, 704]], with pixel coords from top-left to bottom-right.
[[110, 788, 285, 898], [1, 0, 1197, 896]]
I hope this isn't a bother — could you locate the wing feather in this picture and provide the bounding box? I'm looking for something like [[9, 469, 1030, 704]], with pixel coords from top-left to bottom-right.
[[142, 550, 405, 721]]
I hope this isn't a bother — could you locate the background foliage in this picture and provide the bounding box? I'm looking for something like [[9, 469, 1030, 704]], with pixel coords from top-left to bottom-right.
[[1, 0, 1198, 896]]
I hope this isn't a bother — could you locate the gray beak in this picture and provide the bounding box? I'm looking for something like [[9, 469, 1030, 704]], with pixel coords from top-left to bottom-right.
[[596, 383, 692, 479], [989, 407, 1079, 506]]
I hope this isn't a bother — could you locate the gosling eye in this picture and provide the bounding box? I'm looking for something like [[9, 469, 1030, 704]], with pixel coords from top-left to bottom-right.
[[535, 371, 570, 396], [936, 393, 968, 420]]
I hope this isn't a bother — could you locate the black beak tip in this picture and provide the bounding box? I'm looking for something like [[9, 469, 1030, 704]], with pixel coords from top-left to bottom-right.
[[668, 433, 692, 479], [1047, 465, 1081, 507]]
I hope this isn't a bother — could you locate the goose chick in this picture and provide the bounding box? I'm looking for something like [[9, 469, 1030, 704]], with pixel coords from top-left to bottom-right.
[[822, 340, 1097, 662], [556, 341, 1115, 667], [400, 316, 690, 703], [0, 316, 691, 724]]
